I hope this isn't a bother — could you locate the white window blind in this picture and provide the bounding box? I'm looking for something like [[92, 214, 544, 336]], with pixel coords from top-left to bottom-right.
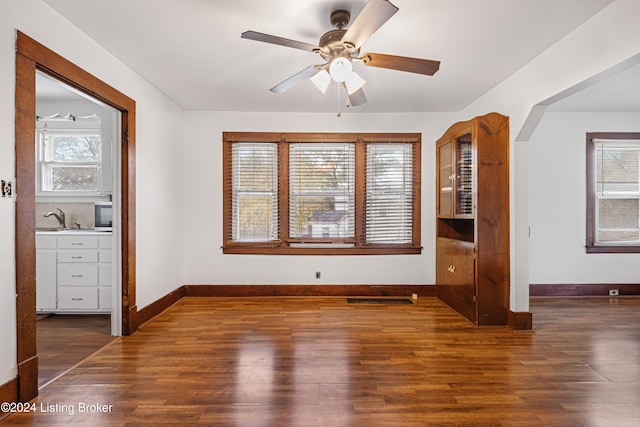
[[365, 143, 414, 244], [594, 139, 640, 245], [289, 143, 355, 241], [231, 143, 278, 241]]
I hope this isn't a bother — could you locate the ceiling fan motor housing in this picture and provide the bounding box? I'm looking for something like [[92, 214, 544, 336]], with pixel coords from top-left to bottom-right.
[[318, 10, 359, 61], [330, 10, 350, 29]]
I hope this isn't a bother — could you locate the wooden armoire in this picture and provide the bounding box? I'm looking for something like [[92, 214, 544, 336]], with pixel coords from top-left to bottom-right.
[[435, 112, 510, 326]]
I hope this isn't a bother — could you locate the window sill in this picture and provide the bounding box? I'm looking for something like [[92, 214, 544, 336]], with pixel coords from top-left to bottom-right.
[[586, 245, 640, 254], [222, 246, 423, 255]]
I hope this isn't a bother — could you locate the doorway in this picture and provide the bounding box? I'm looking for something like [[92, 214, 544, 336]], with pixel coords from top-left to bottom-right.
[[34, 70, 119, 387], [15, 31, 137, 402]]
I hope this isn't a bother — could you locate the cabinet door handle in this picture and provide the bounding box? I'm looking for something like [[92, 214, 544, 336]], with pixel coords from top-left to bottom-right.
[[71, 274, 84, 278], [447, 265, 456, 273], [71, 298, 84, 301]]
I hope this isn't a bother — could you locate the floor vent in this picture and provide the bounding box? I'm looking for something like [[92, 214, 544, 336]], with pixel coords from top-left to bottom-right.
[[346, 298, 413, 305]]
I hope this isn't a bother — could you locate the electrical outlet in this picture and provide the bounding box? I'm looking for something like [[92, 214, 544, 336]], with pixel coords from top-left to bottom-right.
[[315, 271, 321, 279], [609, 289, 619, 296], [0, 180, 10, 197]]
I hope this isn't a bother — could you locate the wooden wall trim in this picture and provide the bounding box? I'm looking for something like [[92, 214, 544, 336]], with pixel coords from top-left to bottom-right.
[[14, 30, 137, 402], [0, 377, 18, 421], [137, 287, 185, 327], [184, 284, 436, 298], [508, 310, 533, 331], [530, 283, 640, 297]]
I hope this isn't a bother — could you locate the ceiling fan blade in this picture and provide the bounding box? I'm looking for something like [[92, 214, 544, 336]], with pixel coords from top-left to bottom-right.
[[360, 52, 440, 76], [270, 65, 321, 93], [344, 85, 368, 107], [341, 0, 399, 50], [241, 31, 319, 53]]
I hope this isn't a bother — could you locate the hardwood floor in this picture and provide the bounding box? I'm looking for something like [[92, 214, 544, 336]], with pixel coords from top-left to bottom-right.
[[3, 296, 640, 426], [36, 314, 114, 388]]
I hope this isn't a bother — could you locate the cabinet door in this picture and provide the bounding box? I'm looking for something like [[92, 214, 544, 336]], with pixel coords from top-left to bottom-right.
[[99, 286, 112, 310], [454, 134, 474, 217], [436, 238, 476, 323], [437, 141, 453, 217], [36, 250, 57, 311]]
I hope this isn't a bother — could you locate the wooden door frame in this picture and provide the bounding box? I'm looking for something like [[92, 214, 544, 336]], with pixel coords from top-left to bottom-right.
[[14, 31, 137, 402]]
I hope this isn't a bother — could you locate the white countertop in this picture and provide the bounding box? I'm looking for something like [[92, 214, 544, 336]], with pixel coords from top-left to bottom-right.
[[36, 229, 112, 235]]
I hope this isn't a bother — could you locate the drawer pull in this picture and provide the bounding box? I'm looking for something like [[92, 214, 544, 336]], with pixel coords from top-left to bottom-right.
[[447, 265, 456, 273], [71, 298, 84, 301], [71, 243, 84, 246], [71, 256, 83, 259], [71, 274, 84, 278]]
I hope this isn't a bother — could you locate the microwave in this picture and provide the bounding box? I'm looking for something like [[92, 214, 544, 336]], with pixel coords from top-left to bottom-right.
[[94, 201, 113, 231]]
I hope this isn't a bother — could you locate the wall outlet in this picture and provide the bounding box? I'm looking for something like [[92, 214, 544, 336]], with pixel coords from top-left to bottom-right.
[[315, 271, 321, 279], [609, 289, 619, 296], [1, 180, 11, 197], [412, 293, 418, 300]]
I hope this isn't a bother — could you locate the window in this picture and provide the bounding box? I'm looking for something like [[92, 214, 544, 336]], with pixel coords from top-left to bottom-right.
[[586, 132, 640, 253], [223, 132, 421, 255], [37, 126, 102, 194]]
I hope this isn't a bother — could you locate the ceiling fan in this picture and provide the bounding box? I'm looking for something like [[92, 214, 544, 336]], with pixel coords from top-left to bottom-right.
[[241, 0, 440, 107]]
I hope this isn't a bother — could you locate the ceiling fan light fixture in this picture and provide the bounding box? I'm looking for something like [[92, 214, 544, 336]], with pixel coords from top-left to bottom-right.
[[310, 69, 331, 93], [329, 57, 352, 82], [345, 71, 366, 95]]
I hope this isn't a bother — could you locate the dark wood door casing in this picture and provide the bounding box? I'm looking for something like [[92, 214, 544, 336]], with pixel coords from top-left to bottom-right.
[[14, 31, 137, 402]]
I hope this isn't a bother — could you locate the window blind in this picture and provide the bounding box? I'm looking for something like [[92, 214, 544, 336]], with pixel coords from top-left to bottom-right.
[[289, 143, 355, 241], [365, 143, 414, 244], [231, 142, 278, 241], [594, 140, 640, 244]]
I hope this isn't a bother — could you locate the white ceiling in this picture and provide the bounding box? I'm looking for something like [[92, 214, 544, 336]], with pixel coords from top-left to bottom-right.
[[38, 0, 638, 113]]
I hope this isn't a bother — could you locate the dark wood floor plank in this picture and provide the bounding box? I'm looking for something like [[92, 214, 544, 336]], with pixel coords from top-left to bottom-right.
[[36, 314, 114, 387], [2, 296, 640, 426]]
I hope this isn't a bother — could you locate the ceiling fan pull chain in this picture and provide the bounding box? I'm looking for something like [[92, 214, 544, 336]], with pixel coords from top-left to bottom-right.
[[337, 83, 342, 117]]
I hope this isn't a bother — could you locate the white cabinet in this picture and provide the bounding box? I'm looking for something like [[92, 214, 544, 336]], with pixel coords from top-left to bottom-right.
[[36, 236, 57, 311], [35, 232, 113, 313], [98, 236, 113, 310]]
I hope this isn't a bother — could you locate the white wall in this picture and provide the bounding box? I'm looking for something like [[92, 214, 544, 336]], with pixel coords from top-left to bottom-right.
[[181, 111, 457, 286], [458, 0, 640, 311], [529, 112, 640, 283], [0, 0, 185, 386]]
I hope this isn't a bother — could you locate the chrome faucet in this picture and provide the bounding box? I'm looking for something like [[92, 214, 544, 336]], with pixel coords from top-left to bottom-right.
[[44, 208, 66, 230]]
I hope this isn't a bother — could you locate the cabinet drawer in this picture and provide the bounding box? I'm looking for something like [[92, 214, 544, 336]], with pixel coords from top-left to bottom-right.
[[36, 236, 57, 249], [58, 264, 98, 286], [58, 287, 98, 309], [58, 236, 98, 249], [58, 250, 98, 263]]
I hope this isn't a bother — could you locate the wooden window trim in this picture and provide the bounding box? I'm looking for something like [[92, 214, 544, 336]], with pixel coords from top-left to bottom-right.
[[586, 132, 640, 253], [222, 132, 422, 255]]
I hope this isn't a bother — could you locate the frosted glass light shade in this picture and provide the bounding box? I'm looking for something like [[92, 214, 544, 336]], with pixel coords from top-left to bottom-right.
[[345, 71, 366, 94], [329, 57, 352, 82], [310, 69, 331, 93]]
